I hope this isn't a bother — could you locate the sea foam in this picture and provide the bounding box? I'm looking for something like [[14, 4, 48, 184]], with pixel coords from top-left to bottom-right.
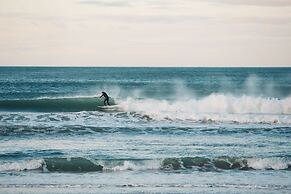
[[118, 94, 291, 124]]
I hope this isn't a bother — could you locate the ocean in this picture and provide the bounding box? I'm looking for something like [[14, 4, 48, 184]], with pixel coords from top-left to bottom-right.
[[0, 67, 290, 194]]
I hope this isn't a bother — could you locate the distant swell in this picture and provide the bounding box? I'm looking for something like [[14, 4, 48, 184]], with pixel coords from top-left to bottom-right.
[[0, 157, 290, 173], [0, 97, 115, 112]]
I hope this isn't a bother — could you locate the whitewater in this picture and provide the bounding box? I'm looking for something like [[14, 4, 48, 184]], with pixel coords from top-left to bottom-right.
[[0, 67, 290, 194]]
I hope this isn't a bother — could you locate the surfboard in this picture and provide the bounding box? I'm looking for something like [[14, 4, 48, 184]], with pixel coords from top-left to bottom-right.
[[97, 105, 118, 109]]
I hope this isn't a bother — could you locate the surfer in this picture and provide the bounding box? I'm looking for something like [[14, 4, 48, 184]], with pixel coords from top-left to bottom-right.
[[100, 91, 110, 106]]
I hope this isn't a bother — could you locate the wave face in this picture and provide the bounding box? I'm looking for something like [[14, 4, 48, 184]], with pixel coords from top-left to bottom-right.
[[43, 158, 103, 172], [161, 157, 291, 171], [0, 97, 115, 112], [0, 157, 290, 173]]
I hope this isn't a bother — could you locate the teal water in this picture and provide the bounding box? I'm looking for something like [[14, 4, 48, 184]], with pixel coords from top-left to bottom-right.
[[0, 67, 290, 193]]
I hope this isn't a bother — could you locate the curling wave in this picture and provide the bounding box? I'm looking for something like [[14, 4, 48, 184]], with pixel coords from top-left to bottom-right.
[[0, 156, 290, 173]]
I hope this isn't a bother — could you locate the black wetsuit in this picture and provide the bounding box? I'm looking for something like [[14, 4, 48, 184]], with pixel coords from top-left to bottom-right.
[[100, 92, 110, 106]]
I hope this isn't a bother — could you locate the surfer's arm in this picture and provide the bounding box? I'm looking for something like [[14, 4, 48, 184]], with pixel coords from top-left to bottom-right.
[[99, 94, 103, 98]]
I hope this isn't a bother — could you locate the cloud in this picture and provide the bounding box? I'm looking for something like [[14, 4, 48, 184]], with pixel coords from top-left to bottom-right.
[[77, 0, 182, 9], [0, 12, 32, 19], [232, 16, 291, 25], [86, 13, 212, 24], [78, 0, 131, 7], [208, 0, 291, 7]]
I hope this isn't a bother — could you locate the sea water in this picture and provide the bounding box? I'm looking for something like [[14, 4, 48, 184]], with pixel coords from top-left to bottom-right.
[[0, 67, 290, 194]]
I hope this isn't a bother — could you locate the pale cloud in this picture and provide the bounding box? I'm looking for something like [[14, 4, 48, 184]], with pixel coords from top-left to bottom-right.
[[78, 0, 187, 9], [78, 0, 131, 7], [207, 0, 291, 6], [229, 16, 291, 25], [85, 13, 212, 24]]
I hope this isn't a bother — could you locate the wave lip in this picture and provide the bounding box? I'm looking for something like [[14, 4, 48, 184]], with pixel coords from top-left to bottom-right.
[[0, 159, 43, 172], [0, 97, 115, 112], [0, 157, 290, 173]]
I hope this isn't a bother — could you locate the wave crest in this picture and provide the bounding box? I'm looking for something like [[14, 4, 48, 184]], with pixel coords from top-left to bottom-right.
[[118, 94, 291, 124]]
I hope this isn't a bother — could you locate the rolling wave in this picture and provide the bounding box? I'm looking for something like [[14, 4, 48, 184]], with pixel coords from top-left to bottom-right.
[[0, 94, 290, 124], [1, 157, 290, 173], [0, 97, 115, 112]]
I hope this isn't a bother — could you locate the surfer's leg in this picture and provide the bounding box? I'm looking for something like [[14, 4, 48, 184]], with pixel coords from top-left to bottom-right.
[[106, 98, 110, 106], [103, 99, 106, 106]]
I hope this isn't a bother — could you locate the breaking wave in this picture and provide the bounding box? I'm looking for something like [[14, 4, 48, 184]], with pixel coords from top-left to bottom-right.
[[0, 157, 290, 173], [0, 94, 290, 124], [118, 94, 291, 124]]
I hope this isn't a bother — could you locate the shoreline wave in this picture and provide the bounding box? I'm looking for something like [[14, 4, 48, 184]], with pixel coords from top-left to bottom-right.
[[0, 157, 290, 173]]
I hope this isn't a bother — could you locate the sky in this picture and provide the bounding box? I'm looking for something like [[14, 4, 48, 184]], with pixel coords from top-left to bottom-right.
[[0, 0, 291, 67]]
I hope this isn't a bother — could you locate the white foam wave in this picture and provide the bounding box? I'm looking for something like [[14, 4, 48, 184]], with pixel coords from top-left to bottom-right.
[[118, 94, 291, 124], [247, 158, 291, 170], [101, 160, 160, 172], [0, 159, 43, 172]]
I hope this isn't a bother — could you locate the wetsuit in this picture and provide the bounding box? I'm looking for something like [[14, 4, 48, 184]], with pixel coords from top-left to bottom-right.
[[100, 92, 110, 106]]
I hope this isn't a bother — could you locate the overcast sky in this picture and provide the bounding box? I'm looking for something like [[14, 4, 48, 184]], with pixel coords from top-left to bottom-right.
[[0, 0, 290, 67]]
